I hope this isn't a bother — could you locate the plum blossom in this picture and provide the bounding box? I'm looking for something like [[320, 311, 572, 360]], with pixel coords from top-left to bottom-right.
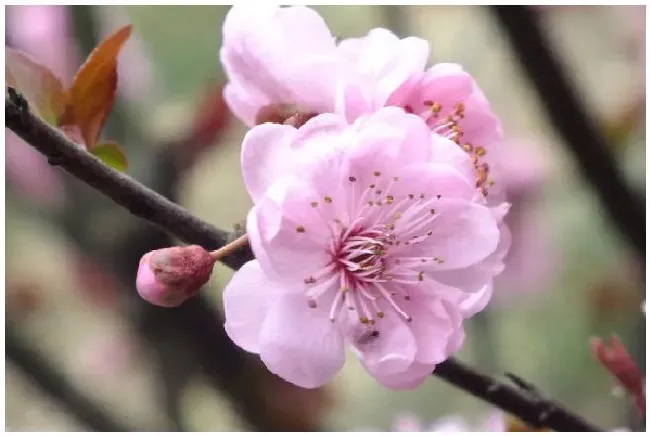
[[358, 410, 506, 432], [221, 5, 503, 202], [492, 139, 557, 297], [223, 107, 509, 389]]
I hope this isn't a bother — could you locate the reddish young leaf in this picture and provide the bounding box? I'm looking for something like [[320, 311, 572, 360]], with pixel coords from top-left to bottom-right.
[[91, 141, 128, 172], [5, 48, 70, 126], [63, 25, 132, 148], [591, 335, 645, 415]]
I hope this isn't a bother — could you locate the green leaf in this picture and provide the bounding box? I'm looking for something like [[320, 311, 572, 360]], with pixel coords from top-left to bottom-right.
[[91, 141, 128, 172]]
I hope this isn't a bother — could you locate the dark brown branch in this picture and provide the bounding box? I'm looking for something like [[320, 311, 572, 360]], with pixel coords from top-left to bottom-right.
[[5, 93, 604, 432], [489, 6, 645, 262], [434, 359, 602, 431], [5, 93, 252, 270]]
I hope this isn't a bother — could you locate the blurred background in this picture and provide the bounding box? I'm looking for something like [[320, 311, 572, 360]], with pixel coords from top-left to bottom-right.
[[4, 5, 646, 432]]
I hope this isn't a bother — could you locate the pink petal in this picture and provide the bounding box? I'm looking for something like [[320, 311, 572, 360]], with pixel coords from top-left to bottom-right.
[[259, 293, 345, 389], [457, 283, 494, 318], [387, 162, 476, 202], [372, 360, 435, 390], [346, 303, 417, 378], [408, 199, 500, 270], [339, 28, 429, 105], [242, 114, 349, 203], [221, 5, 338, 126], [223, 82, 265, 127], [222, 260, 280, 353], [429, 133, 476, 185], [246, 176, 334, 288], [403, 296, 460, 364], [241, 123, 297, 203]]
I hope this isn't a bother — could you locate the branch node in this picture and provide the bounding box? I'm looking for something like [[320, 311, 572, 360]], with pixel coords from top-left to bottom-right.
[[7, 87, 29, 113]]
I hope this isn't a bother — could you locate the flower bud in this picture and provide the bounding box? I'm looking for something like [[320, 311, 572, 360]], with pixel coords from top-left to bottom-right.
[[136, 245, 216, 307]]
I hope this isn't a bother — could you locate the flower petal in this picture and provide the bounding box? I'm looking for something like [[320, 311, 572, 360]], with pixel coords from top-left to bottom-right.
[[221, 5, 338, 126], [223, 260, 280, 353], [339, 28, 429, 105], [346, 299, 417, 377], [246, 175, 334, 288], [371, 360, 435, 390], [241, 123, 297, 203], [259, 292, 345, 388], [403, 199, 500, 270], [405, 296, 461, 364]]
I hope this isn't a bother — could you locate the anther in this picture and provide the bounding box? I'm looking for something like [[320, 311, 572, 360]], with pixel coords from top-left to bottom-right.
[[296, 226, 306, 233], [324, 196, 332, 203]]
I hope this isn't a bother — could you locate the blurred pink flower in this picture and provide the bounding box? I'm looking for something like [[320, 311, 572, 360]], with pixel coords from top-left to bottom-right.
[[223, 108, 508, 389], [6, 131, 66, 208], [221, 5, 503, 203], [359, 410, 506, 432], [5, 6, 77, 207], [78, 333, 135, 380], [6, 5, 79, 84], [492, 139, 557, 296]]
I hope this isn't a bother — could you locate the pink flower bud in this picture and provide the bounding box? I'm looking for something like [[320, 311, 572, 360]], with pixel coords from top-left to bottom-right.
[[136, 245, 216, 307]]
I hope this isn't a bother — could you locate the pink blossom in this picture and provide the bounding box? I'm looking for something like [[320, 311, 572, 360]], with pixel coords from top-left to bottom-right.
[[359, 410, 506, 432], [221, 6, 503, 202], [6, 6, 79, 85], [6, 130, 66, 207], [223, 108, 508, 389], [220, 5, 342, 127], [136, 245, 216, 308], [492, 139, 557, 296], [5, 6, 76, 206]]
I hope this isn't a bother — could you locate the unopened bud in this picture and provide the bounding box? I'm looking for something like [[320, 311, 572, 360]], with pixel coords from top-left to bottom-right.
[[136, 245, 216, 307]]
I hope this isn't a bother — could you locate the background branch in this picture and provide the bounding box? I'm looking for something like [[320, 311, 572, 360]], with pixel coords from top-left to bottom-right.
[[6, 325, 133, 432], [5, 93, 604, 432], [489, 6, 646, 262]]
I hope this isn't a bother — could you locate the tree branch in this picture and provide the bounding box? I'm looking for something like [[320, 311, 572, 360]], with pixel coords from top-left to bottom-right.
[[434, 359, 601, 431], [6, 324, 134, 432], [489, 6, 645, 262], [5, 93, 604, 432], [5, 93, 252, 270]]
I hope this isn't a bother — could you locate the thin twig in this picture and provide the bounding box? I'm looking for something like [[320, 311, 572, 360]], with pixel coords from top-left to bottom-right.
[[5, 93, 604, 432], [489, 6, 645, 262]]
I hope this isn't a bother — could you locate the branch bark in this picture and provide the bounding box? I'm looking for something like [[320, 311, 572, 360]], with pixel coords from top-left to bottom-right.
[[5, 94, 604, 432]]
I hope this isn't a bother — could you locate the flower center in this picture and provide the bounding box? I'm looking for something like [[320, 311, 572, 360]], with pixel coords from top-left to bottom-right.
[[300, 171, 449, 334]]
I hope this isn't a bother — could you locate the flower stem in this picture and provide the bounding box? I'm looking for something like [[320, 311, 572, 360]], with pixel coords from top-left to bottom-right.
[[210, 234, 249, 261]]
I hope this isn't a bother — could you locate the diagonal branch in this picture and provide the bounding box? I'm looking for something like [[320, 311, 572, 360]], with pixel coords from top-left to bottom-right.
[[5, 92, 252, 271], [5, 93, 604, 432], [6, 324, 135, 432], [489, 6, 645, 262], [434, 359, 601, 431]]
